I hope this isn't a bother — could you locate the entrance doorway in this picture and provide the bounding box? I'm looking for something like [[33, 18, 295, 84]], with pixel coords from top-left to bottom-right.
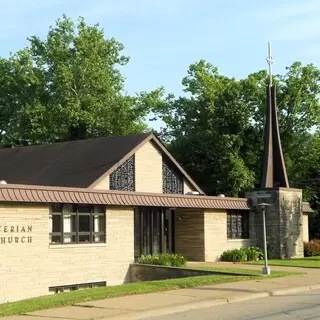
[[134, 207, 175, 260]]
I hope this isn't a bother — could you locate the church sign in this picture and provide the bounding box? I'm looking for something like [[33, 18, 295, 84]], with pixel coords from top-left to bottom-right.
[[0, 225, 33, 244]]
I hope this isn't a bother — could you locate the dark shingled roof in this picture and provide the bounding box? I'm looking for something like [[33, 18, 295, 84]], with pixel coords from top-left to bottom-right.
[[0, 133, 150, 187]]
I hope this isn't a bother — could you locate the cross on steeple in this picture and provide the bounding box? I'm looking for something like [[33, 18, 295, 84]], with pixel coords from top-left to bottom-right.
[[266, 42, 274, 86], [260, 42, 289, 189]]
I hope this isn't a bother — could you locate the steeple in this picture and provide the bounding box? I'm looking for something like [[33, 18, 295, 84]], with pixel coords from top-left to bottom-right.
[[260, 42, 289, 188]]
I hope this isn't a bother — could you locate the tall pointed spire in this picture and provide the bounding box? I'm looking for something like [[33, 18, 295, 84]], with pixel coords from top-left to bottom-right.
[[261, 42, 289, 188]]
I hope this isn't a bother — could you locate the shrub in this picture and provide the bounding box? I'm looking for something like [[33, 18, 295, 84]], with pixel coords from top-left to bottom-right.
[[220, 249, 247, 262], [220, 247, 264, 262], [304, 241, 320, 257], [138, 253, 186, 267], [244, 247, 264, 261]]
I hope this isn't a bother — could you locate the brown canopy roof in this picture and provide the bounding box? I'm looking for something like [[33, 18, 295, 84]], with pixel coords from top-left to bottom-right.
[[0, 184, 249, 210], [0, 184, 312, 212]]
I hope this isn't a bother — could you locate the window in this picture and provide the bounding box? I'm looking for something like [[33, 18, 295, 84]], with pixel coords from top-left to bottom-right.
[[162, 159, 183, 194], [110, 155, 135, 191], [50, 204, 106, 244], [49, 281, 106, 293], [227, 211, 249, 239]]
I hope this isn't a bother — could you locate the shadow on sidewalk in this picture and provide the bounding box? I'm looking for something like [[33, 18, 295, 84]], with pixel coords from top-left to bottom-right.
[[191, 287, 259, 293]]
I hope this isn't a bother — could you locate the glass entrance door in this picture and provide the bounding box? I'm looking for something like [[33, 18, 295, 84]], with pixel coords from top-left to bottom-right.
[[134, 207, 174, 260]]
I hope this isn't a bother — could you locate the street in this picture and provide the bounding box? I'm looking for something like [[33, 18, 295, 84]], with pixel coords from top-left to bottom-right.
[[145, 289, 320, 320]]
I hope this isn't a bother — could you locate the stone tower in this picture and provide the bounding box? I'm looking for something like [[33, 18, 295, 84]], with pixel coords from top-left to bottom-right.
[[246, 43, 303, 259]]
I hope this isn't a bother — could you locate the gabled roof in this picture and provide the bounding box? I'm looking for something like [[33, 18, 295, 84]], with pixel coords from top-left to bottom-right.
[[0, 133, 150, 188], [0, 133, 203, 193], [89, 133, 204, 194]]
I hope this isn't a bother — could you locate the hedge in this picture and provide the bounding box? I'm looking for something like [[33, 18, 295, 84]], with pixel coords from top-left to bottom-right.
[[138, 253, 186, 267]]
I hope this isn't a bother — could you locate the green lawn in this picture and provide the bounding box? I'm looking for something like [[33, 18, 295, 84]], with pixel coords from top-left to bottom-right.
[[247, 256, 320, 268], [0, 268, 297, 317]]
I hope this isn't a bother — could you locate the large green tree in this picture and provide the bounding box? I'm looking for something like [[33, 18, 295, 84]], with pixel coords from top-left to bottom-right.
[[150, 60, 320, 197], [0, 15, 150, 147]]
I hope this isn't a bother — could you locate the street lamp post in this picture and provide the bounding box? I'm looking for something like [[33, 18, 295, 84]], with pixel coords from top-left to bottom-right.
[[257, 202, 271, 275]]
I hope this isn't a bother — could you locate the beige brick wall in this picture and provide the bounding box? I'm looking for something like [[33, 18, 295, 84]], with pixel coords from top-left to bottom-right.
[[174, 209, 253, 262], [0, 203, 134, 303], [135, 140, 162, 193], [105, 207, 134, 285], [183, 179, 196, 194], [204, 210, 225, 261], [175, 209, 205, 261], [0, 204, 49, 303], [303, 213, 309, 242], [92, 174, 110, 190], [204, 210, 252, 261]]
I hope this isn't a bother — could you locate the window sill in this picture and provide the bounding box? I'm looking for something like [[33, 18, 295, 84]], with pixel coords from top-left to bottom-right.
[[227, 239, 251, 242], [49, 243, 107, 249]]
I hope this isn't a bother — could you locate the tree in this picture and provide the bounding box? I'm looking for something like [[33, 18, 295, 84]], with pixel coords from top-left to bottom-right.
[[149, 60, 255, 196], [0, 15, 150, 147], [242, 62, 320, 187], [150, 60, 320, 197]]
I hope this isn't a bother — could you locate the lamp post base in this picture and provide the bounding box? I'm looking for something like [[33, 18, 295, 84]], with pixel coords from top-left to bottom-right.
[[262, 266, 271, 275]]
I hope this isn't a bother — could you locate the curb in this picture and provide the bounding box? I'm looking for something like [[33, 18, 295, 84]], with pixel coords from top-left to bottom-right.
[[102, 284, 320, 320], [270, 283, 320, 296]]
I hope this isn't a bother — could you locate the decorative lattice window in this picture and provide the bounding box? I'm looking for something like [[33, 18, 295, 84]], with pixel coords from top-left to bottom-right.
[[162, 160, 183, 194], [227, 211, 249, 239], [109, 155, 135, 191]]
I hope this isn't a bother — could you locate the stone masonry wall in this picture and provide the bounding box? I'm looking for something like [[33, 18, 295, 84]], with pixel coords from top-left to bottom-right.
[[279, 189, 303, 258], [246, 188, 303, 259]]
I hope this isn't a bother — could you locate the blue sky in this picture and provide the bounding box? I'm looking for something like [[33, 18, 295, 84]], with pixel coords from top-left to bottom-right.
[[0, 0, 319, 111]]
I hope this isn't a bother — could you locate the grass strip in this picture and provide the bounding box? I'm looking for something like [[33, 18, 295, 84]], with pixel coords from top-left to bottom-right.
[[0, 269, 298, 317], [247, 256, 320, 268]]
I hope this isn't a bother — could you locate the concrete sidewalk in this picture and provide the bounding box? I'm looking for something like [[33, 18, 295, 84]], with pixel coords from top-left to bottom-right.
[[3, 264, 320, 320]]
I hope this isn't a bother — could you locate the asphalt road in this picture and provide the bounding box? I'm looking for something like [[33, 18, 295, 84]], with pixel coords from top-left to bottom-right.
[[145, 289, 320, 320]]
